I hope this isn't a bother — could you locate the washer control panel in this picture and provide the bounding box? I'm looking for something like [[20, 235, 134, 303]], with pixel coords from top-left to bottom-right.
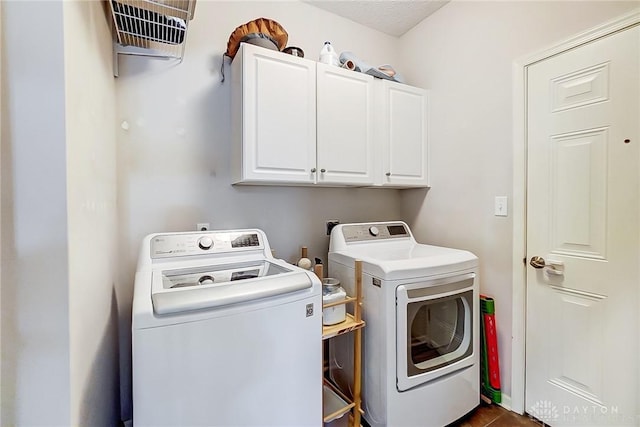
[[341, 222, 410, 242], [151, 230, 263, 259]]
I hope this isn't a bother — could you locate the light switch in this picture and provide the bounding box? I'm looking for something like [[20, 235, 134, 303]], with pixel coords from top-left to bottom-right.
[[495, 196, 508, 217]]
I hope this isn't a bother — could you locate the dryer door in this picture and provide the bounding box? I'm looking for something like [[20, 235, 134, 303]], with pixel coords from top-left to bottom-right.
[[396, 273, 475, 391]]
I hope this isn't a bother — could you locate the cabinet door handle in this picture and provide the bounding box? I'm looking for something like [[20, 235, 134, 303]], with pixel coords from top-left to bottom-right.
[[320, 168, 326, 173], [310, 168, 317, 173], [386, 172, 391, 177]]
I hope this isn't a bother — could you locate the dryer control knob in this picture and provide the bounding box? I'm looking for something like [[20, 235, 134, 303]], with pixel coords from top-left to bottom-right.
[[198, 236, 213, 250], [369, 226, 379, 236]]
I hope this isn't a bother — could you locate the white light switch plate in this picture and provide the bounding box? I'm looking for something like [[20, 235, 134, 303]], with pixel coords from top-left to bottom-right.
[[495, 196, 508, 217]]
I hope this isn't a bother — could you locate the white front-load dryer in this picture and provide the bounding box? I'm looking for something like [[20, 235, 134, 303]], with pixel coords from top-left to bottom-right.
[[132, 229, 322, 426], [328, 221, 479, 427]]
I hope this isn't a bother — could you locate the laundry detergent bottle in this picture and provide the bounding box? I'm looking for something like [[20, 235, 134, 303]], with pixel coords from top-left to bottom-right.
[[319, 41, 339, 66]]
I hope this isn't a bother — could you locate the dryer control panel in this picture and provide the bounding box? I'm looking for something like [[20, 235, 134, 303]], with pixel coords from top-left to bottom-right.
[[340, 222, 411, 242]]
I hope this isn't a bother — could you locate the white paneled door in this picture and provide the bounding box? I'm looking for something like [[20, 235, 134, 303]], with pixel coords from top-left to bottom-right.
[[316, 62, 374, 185], [379, 81, 429, 187], [237, 44, 317, 184], [526, 26, 639, 426]]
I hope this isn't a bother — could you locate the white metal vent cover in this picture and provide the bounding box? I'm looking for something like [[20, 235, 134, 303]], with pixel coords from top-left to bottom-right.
[[108, 0, 196, 60]]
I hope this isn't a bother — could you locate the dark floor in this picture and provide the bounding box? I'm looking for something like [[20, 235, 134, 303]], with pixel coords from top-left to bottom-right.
[[451, 403, 544, 427]]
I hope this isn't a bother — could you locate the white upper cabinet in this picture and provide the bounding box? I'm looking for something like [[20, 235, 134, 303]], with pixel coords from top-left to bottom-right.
[[231, 43, 316, 184], [316, 63, 374, 185], [232, 44, 429, 188], [376, 81, 429, 188]]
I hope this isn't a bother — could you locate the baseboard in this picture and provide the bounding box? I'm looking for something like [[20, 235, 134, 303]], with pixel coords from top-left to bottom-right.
[[498, 393, 514, 413]]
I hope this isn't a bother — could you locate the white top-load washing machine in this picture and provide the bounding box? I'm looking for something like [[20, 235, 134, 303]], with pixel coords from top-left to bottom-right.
[[133, 229, 322, 426], [328, 221, 479, 427]]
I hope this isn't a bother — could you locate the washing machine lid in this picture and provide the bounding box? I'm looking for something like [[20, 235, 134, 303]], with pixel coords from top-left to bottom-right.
[[330, 243, 477, 281], [151, 259, 313, 314]]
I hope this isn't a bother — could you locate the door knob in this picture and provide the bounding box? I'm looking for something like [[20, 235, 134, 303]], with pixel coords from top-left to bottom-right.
[[530, 256, 546, 268], [530, 256, 564, 275]]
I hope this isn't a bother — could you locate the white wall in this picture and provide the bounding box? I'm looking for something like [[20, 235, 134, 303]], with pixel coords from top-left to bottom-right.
[[0, 2, 3, 422], [115, 1, 403, 419], [64, 1, 120, 425], [399, 0, 639, 403], [1, 1, 72, 424], [1, 1, 119, 425]]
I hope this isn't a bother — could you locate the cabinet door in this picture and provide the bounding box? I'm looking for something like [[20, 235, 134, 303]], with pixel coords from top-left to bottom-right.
[[234, 44, 316, 184], [379, 81, 429, 187], [316, 63, 374, 186]]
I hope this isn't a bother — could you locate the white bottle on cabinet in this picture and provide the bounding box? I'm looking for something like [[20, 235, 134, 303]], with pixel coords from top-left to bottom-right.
[[319, 41, 339, 67]]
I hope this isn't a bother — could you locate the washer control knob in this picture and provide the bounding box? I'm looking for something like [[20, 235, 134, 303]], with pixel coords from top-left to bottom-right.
[[369, 226, 379, 237], [198, 236, 213, 250], [198, 275, 214, 286]]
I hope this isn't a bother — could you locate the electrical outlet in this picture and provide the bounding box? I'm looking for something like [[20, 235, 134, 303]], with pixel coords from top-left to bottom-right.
[[326, 220, 340, 235], [197, 223, 210, 231]]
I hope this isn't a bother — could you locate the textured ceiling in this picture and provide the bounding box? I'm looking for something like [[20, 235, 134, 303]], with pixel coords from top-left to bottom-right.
[[305, 1, 450, 37]]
